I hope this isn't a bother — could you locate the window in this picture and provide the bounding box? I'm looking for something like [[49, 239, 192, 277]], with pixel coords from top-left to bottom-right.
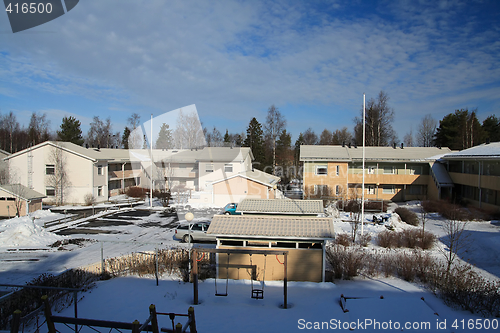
[[408, 185, 423, 195], [224, 164, 233, 173], [314, 185, 329, 196], [382, 185, 395, 194], [205, 164, 214, 173], [97, 186, 103, 197], [46, 187, 55, 196], [383, 166, 394, 174], [367, 185, 375, 194], [97, 165, 103, 175], [367, 166, 376, 174], [336, 165, 340, 176], [409, 166, 422, 175], [46, 164, 55, 175], [335, 185, 340, 196], [315, 165, 328, 175]]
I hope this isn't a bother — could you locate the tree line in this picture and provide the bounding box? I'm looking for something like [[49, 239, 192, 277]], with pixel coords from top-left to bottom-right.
[[1, 92, 498, 163]]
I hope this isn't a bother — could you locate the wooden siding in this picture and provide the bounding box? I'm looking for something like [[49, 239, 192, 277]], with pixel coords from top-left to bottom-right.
[[217, 245, 323, 282]]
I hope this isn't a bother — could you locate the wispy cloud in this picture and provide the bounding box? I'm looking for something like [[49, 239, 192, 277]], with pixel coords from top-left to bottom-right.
[[0, 0, 498, 139]]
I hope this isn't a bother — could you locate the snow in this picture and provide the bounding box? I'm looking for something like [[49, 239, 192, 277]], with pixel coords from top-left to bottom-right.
[[0, 212, 67, 248], [1, 199, 500, 332]]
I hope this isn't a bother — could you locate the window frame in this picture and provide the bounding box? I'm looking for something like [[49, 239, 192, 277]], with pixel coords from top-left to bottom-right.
[[46, 164, 55, 175], [205, 163, 214, 173], [224, 163, 233, 173], [315, 165, 328, 176]]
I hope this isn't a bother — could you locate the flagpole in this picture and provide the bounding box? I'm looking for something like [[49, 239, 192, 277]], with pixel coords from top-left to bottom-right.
[[361, 93, 366, 236], [150, 113, 153, 208]]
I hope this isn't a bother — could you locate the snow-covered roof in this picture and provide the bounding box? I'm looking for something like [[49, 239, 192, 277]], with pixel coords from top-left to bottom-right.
[[207, 215, 334, 240], [430, 162, 454, 187], [300, 145, 451, 162], [236, 198, 323, 215], [0, 184, 46, 200], [212, 170, 280, 188], [442, 142, 500, 160]]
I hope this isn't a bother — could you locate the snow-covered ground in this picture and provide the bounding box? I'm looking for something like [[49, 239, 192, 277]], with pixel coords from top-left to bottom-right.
[[1, 199, 500, 332]]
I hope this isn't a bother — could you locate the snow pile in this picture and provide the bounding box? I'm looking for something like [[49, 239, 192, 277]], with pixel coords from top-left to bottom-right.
[[0, 215, 66, 248]]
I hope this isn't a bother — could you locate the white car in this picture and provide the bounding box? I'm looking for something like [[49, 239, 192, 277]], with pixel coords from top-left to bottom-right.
[[174, 222, 215, 243]]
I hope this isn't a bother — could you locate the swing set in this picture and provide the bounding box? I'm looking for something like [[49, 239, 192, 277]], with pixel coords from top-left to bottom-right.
[[191, 248, 289, 308]]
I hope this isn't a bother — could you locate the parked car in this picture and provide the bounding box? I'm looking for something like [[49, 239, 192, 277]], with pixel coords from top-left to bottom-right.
[[222, 202, 241, 215], [174, 222, 215, 243]]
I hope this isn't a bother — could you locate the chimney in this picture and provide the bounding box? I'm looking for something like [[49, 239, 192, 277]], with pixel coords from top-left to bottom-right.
[[486, 138, 490, 144], [342, 141, 345, 147], [401, 143, 404, 149], [393, 142, 396, 149], [348, 143, 351, 148], [86, 144, 89, 149]]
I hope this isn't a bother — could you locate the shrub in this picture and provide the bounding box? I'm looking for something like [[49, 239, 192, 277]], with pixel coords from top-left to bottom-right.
[[84, 193, 96, 206], [365, 200, 389, 212], [394, 207, 419, 226], [357, 233, 372, 247], [376, 230, 398, 248], [326, 245, 366, 280], [126, 186, 148, 198], [335, 233, 353, 246]]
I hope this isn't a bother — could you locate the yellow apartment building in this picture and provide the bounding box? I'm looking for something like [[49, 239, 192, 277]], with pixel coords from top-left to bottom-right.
[[300, 144, 453, 202]]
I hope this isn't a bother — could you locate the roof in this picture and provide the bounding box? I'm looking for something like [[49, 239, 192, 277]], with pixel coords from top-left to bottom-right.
[[441, 142, 500, 160], [430, 162, 454, 187], [212, 170, 280, 187], [0, 184, 46, 200], [300, 145, 452, 162], [196, 147, 253, 162], [207, 215, 334, 240], [3, 142, 254, 164], [236, 199, 324, 215]]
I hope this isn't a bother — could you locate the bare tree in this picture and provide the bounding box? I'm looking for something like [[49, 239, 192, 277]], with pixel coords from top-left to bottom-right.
[[354, 91, 396, 146], [173, 109, 205, 149], [439, 210, 469, 275], [403, 128, 414, 147], [45, 145, 71, 205], [319, 129, 333, 145], [332, 127, 352, 145], [264, 105, 286, 175], [348, 187, 362, 243], [417, 114, 437, 147], [0, 111, 20, 153], [302, 128, 318, 145], [28, 112, 51, 146]]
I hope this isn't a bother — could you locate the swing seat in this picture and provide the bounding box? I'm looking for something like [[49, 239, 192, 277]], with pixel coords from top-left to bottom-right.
[[251, 289, 264, 299], [215, 292, 228, 297]]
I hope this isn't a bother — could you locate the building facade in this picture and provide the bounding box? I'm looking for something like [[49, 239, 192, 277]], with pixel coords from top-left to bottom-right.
[[300, 145, 452, 202]]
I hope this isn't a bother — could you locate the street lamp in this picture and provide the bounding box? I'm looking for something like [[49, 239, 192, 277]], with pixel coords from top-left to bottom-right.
[[185, 212, 194, 273]]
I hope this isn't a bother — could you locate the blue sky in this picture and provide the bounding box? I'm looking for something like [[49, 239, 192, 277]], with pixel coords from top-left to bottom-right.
[[0, 0, 499, 143]]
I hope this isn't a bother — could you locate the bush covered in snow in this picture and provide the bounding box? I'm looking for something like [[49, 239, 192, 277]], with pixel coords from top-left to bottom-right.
[[394, 207, 419, 226], [376, 229, 435, 250]]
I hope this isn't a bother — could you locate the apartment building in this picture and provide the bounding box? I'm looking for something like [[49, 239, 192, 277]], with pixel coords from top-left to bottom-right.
[[441, 142, 500, 210], [3, 141, 266, 206], [300, 144, 452, 202]]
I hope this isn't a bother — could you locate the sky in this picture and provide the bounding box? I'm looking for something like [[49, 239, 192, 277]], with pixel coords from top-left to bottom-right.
[[1, 0, 499, 144]]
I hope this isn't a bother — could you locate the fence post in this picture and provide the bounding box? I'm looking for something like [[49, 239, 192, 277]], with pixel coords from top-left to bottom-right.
[[41, 295, 56, 333], [155, 247, 159, 286], [192, 250, 198, 305], [131, 320, 140, 333], [73, 290, 78, 333], [175, 323, 182, 333], [10, 310, 21, 333], [188, 307, 197, 333], [149, 305, 159, 333], [101, 242, 105, 276]]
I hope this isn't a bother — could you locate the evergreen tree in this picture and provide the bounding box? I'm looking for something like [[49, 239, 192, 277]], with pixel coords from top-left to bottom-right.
[[434, 109, 484, 149], [155, 123, 173, 149], [243, 117, 266, 170], [223, 129, 231, 145], [294, 133, 305, 178], [319, 129, 333, 145], [122, 127, 131, 149], [57, 116, 84, 145], [482, 115, 500, 142]]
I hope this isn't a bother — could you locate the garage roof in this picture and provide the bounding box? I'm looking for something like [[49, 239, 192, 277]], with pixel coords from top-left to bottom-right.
[[236, 199, 324, 215], [207, 215, 334, 240]]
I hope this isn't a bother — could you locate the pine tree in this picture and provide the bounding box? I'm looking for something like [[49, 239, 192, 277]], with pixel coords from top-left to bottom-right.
[[223, 129, 231, 145], [243, 117, 266, 170], [122, 127, 131, 149], [57, 116, 84, 145], [155, 123, 173, 149]]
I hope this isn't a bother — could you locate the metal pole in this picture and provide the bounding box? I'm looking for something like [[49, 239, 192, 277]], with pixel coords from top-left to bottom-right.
[[361, 93, 366, 236], [150, 114, 153, 209], [284, 253, 288, 309], [155, 247, 159, 286], [73, 291, 78, 333], [100, 242, 104, 275], [193, 249, 198, 305]]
